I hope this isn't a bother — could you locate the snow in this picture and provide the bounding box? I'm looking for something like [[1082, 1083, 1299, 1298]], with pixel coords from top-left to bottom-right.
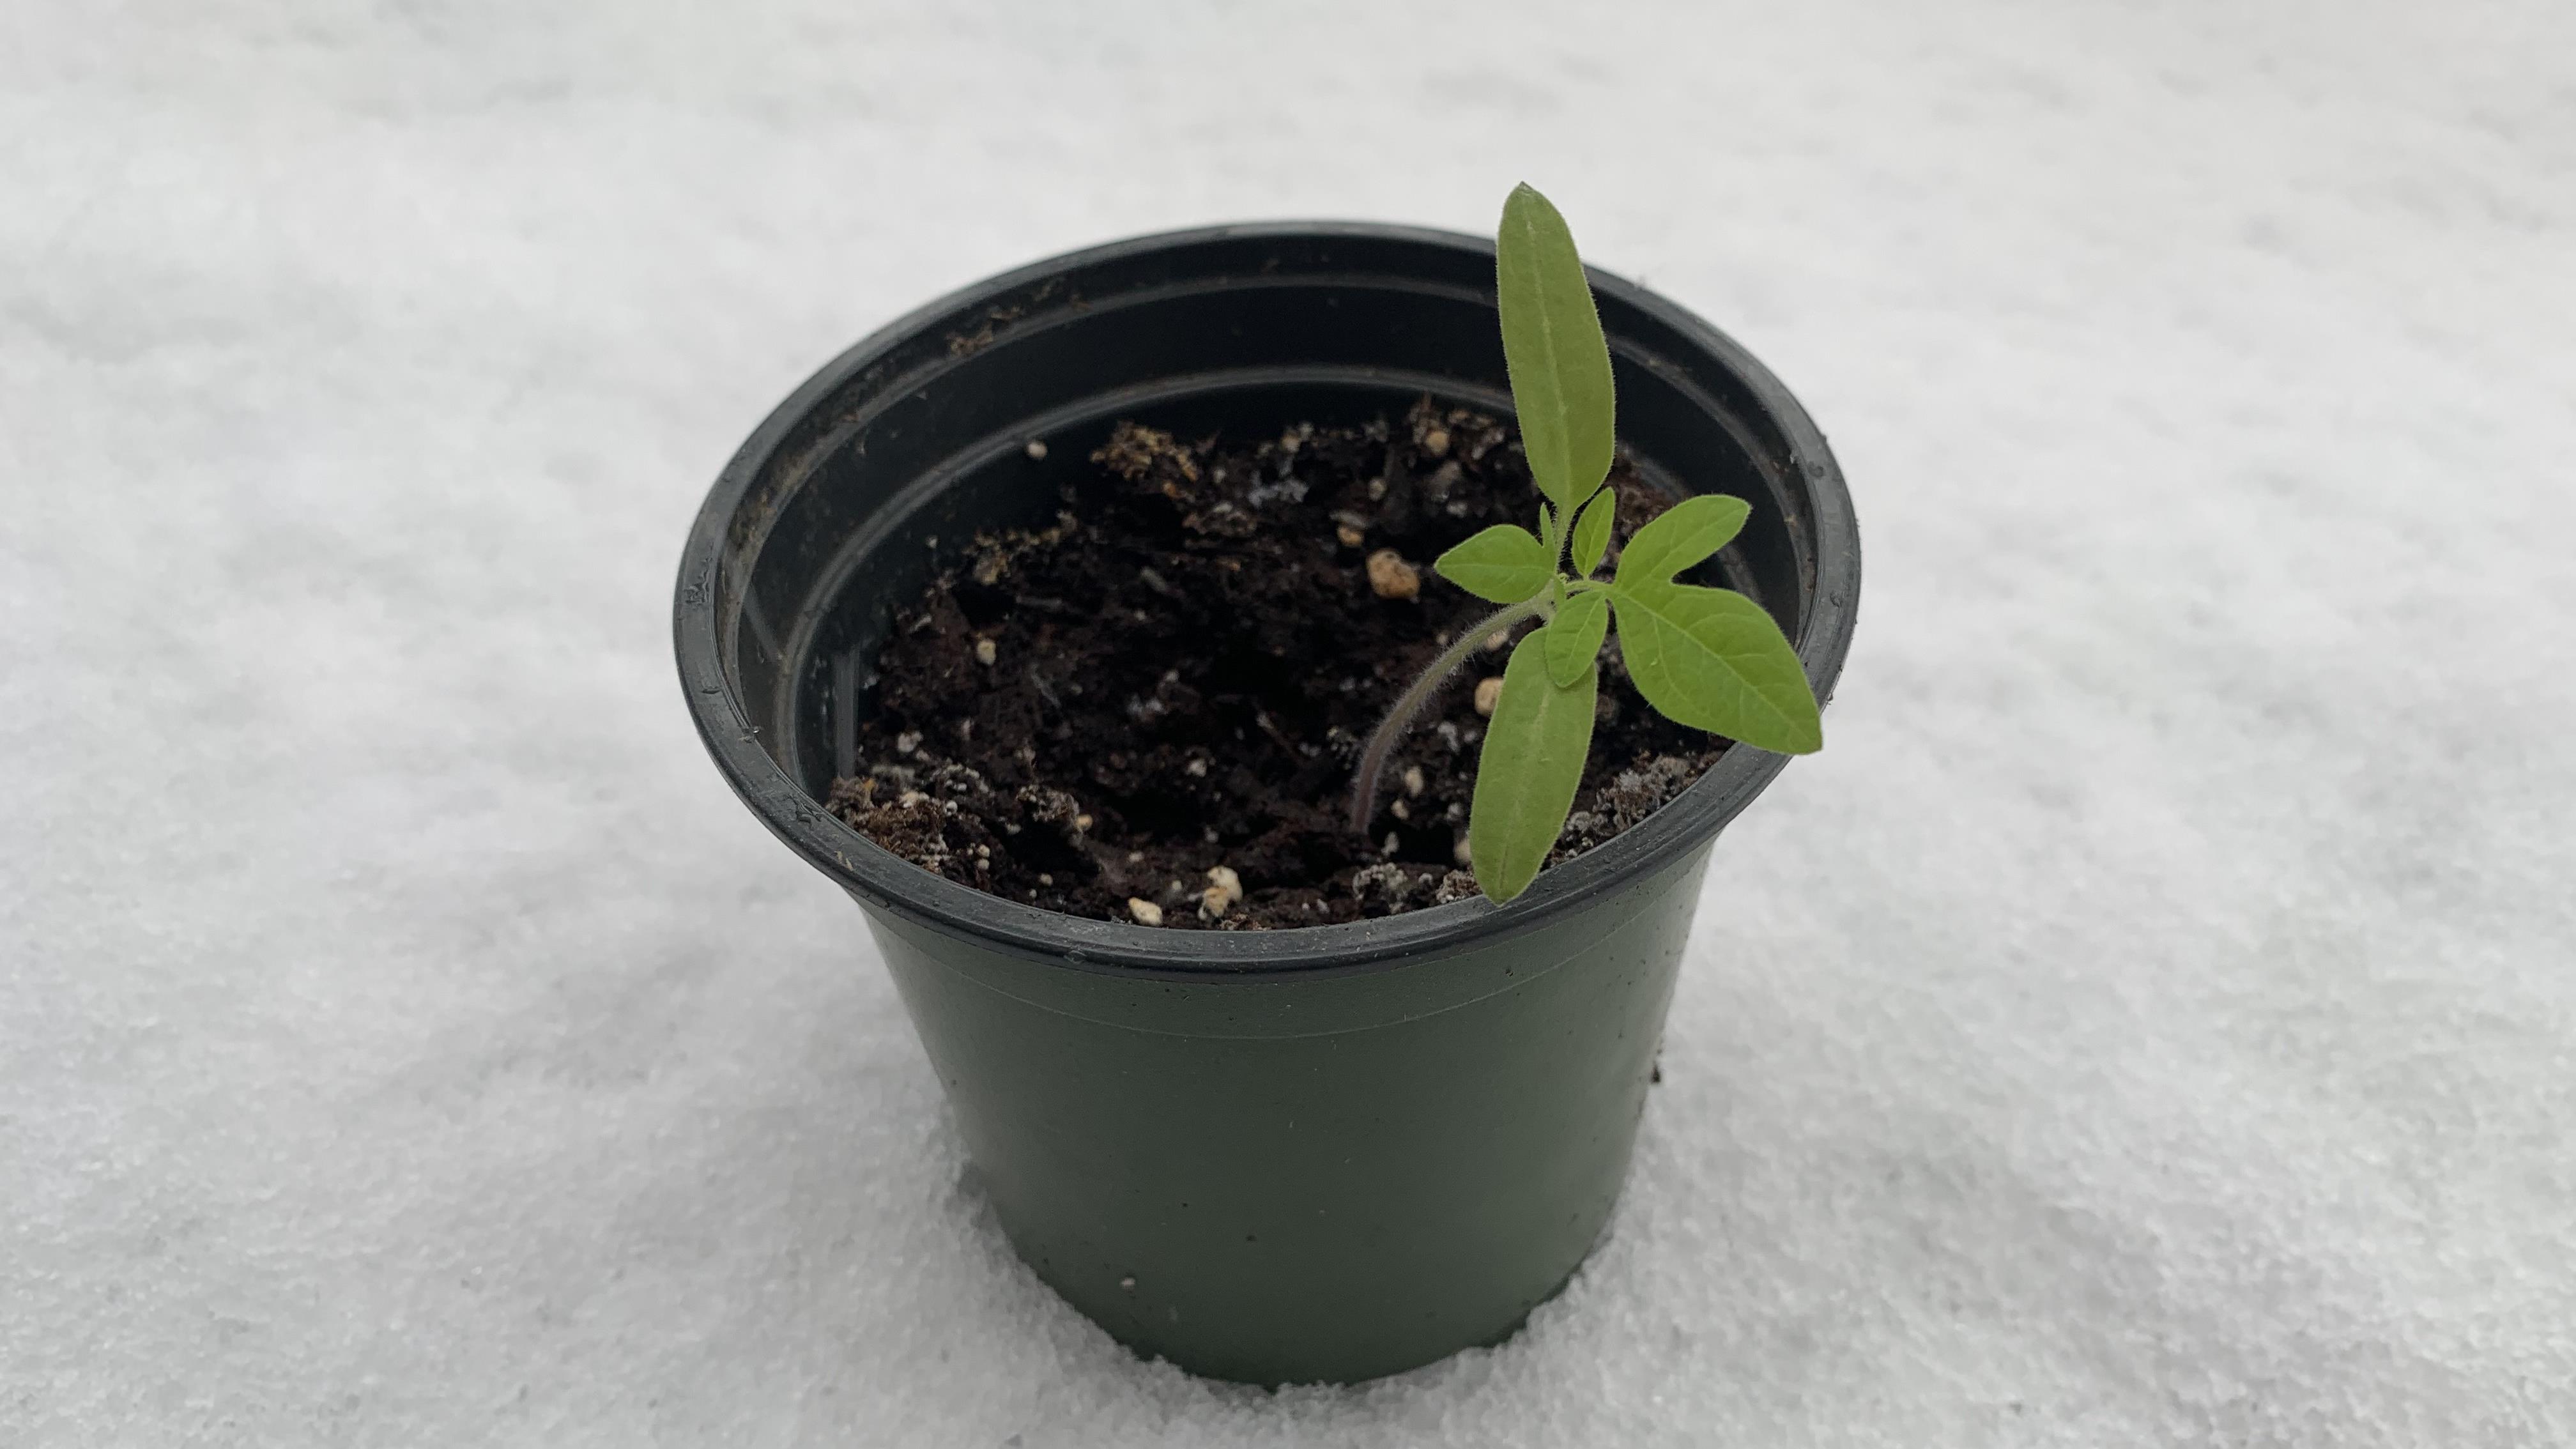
[[6, 1, 2573, 1443]]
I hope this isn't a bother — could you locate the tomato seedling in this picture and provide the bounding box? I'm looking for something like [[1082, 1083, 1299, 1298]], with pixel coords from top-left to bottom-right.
[[1349, 183, 1823, 903]]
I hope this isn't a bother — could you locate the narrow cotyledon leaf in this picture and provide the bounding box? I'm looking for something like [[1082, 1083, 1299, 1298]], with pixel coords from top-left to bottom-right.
[[1496, 183, 1615, 513], [1469, 624, 1600, 902]]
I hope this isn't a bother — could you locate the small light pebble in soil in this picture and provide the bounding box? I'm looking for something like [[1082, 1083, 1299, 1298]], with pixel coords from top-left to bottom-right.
[[1474, 677, 1504, 716], [1365, 549, 1420, 601], [827, 399, 1729, 928], [1201, 866, 1244, 920]]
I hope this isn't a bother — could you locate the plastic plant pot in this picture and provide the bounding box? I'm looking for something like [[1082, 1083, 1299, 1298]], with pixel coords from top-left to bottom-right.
[[674, 223, 1860, 1386]]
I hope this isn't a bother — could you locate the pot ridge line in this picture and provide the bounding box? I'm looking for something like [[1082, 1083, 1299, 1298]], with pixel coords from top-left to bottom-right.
[[856, 853, 1707, 1041]]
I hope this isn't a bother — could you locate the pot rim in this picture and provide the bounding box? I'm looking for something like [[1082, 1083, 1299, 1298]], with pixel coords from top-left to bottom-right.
[[675, 220, 1859, 980]]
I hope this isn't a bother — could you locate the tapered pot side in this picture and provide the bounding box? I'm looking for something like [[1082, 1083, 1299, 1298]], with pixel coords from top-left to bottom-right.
[[674, 223, 1860, 1384]]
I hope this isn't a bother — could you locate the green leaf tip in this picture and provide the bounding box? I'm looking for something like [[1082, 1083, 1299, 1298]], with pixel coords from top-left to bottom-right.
[[1543, 587, 1609, 687], [1469, 626, 1599, 903], [1570, 486, 1615, 576], [1496, 183, 1616, 514], [1434, 524, 1553, 604], [1609, 579, 1821, 754], [1613, 493, 1749, 589]]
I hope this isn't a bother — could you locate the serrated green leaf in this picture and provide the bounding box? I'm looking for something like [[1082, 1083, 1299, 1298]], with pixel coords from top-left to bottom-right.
[[1609, 580, 1821, 753], [1497, 183, 1616, 513], [1613, 494, 1750, 590], [1543, 588, 1610, 687], [1570, 486, 1615, 576], [1469, 627, 1599, 903], [1433, 525, 1552, 604]]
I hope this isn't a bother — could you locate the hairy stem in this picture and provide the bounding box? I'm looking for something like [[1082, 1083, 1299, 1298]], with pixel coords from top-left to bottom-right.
[[1347, 596, 1552, 834]]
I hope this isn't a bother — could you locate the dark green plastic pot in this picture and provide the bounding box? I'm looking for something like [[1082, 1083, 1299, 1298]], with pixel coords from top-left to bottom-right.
[[675, 223, 1859, 1385]]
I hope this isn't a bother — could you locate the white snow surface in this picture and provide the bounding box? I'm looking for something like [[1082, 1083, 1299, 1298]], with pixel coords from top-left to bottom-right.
[[6, 2, 2573, 1443]]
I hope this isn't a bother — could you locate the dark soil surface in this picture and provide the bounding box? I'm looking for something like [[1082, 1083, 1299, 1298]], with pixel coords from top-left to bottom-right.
[[830, 399, 1727, 930]]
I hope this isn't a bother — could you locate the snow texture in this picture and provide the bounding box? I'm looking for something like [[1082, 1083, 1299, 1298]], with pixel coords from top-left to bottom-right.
[[6, 2, 2573, 1443]]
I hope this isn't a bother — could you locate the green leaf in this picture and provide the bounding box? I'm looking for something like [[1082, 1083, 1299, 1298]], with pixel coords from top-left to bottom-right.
[[1469, 627, 1599, 903], [1496, 183, 1616, 513], [1570, 486, 1615, 576], [1609, 580, 1821, 753], [1433, 525, 1552, 604], [1544, 587, 1610, 687], [1613, 493, 1750, 590]]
